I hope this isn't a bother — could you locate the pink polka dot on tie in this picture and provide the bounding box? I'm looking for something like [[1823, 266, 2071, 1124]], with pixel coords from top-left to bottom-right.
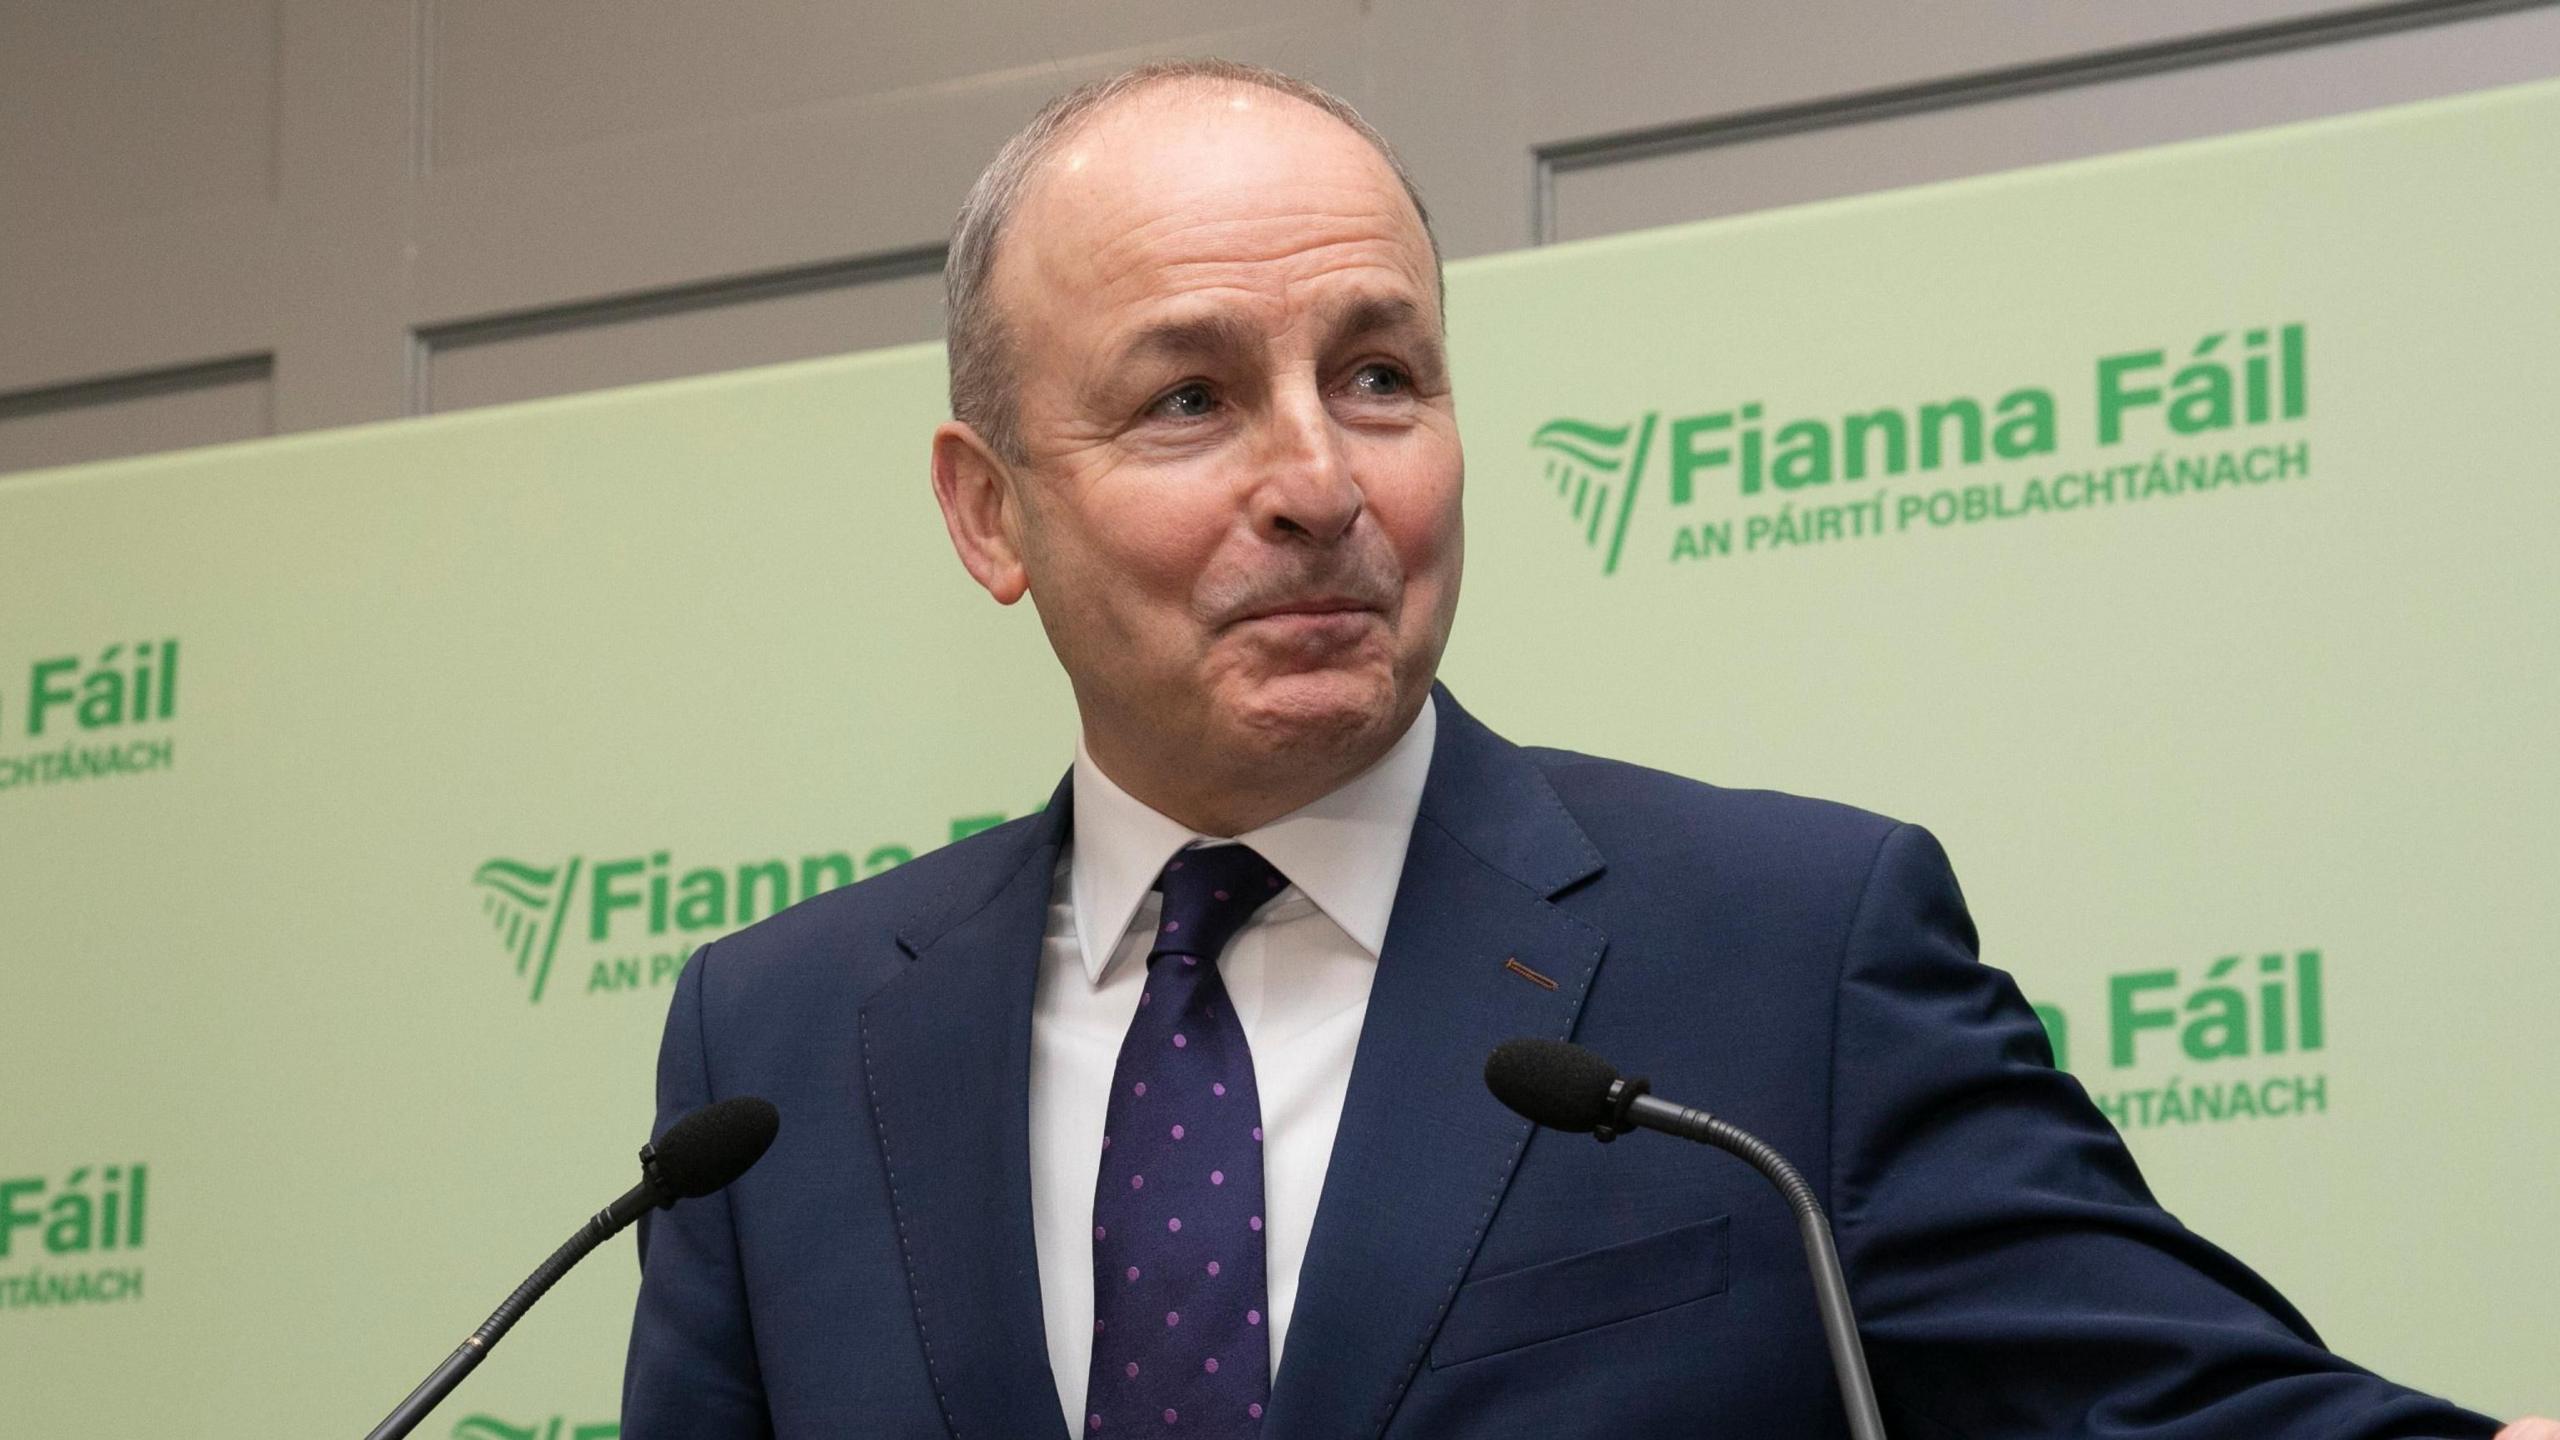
[[1172, 1034, 1187, 1049], [1096, 1225, 1107, 1240], [1213, 889, 1229, 901], [1163, 920, 1180, 933], [1212, 1083, 1226, 1097], [1163, 1409, 1178, 1425], [1249, 1216, 1262, 1231], [1131, 1174, 1145, 1189], [1126, 1265, 1140, 1282], [1089, 1414, 1101, 1432], [1140, 993, 1152, 1007], [1167, 1217, 1182, 1232], [1170, 1124, 1185, 1139], [1169, 860, 1184, 871], [1210, 1170, 1225, 1185], [1166, 1311, 1181, 1327], [1250, 1403, 1264, 1419], [1204, 1357, 1220, 1374], [1095, 1319, 1106, 1334], [1182, 956, 1198, 966], [1247, 1309, 1262, 1325], [1206, 1260, 1221, 1276], [1251, 1127, 1262, 1142], [1126, 1361, 1140, 1378], [1134, 1082, 1146, 1097]]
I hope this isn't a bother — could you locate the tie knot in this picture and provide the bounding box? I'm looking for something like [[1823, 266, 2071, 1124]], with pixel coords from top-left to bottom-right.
[[1151, 844, 1287, 964]]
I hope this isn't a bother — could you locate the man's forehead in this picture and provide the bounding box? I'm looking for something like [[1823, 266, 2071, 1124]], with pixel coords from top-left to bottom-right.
[[999, 83, 1434, 325], [1048, 80, 1351, 179]]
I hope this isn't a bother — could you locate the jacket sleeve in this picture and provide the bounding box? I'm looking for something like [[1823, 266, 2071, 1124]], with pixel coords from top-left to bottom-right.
[[621, 943, 776, 1440], [1827, 823, 2497, 1440]]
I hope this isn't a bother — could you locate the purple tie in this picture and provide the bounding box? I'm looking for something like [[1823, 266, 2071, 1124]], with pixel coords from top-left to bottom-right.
[[1084, 843, 1286, 1436]]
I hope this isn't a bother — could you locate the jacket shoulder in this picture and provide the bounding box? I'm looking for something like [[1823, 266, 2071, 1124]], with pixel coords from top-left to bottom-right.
[[1523, 744, 1908, 874], [1515, 744, 1941, 938]]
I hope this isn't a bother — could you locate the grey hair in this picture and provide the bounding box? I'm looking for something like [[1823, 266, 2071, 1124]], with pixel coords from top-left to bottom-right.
[[943, 58, 1444, 464]]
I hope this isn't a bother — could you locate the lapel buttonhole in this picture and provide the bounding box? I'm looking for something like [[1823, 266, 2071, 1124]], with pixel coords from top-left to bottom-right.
[[1503, 956, 1560, 991]]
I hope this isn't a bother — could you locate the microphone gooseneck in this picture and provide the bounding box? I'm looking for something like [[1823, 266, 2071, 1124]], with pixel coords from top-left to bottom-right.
[[360, 1097, 781, 1440], [1487, 1039, 1887, 1440]]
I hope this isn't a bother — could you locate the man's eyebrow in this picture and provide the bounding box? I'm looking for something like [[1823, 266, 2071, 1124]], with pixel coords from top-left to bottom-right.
[[1114, 312, 1266, 367], [1105, 293, 1445, 376], [1327, 294, 1447, 376], [1325, 294, 1427, 340]]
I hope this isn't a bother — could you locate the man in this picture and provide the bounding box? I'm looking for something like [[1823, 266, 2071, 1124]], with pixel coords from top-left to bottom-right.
[[624, 60, 2549, 1439]]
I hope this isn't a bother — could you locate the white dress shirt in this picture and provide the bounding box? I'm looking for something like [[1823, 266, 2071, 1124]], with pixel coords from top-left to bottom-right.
[[1028, 696, 1438, 1437]]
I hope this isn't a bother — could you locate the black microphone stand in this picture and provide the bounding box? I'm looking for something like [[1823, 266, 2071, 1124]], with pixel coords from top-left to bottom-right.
[[360, 1171, 664, 1439], [1594, 1077, 1888, 1440]]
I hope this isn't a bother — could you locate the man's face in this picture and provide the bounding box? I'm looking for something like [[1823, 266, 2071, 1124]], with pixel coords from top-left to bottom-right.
[[982, 85, 1463, 793]]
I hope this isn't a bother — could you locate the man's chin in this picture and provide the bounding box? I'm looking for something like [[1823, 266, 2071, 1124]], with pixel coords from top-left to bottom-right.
[[1221, 669, 1407, 757]]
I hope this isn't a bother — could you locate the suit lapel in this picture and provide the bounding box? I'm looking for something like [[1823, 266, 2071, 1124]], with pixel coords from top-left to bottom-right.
[[860, 779, 1074, 1440], [1265, 691, 1610, 1440]]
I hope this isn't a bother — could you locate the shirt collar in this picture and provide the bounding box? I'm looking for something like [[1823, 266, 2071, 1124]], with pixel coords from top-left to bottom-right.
[[1068, 693, 1438, 985]]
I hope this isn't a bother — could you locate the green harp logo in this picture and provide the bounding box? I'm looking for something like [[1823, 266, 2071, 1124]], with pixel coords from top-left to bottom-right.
[[1529, 414, 1658, 576], [452, 1417, 619, 1440], [470, 857, 585, 1004]]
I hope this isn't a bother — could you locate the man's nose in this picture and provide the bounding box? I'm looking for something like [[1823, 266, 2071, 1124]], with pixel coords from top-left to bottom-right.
[[1250, 389, 1363, 545]]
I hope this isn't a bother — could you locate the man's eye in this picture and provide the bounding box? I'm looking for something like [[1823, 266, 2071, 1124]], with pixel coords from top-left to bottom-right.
[[1148, 382, 1217, 421], [1348, 363, 1411, 397]]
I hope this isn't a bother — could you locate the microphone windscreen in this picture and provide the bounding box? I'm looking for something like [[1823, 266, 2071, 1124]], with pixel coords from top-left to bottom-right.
[[1484, 1038, 1620, 1133], [652, 1096, 781, 1199]]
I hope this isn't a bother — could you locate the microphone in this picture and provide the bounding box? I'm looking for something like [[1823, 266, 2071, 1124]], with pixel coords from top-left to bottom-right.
[[1486, 1040, 1886, 1440], [361, 1097, 780, 1440]]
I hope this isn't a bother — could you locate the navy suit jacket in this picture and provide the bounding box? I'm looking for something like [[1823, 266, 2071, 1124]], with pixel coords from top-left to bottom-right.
[[624, 688, 2496, 1438]]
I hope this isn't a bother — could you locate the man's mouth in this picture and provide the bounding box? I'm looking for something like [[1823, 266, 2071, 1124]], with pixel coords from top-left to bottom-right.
[[1242, 596, 1376, 622]]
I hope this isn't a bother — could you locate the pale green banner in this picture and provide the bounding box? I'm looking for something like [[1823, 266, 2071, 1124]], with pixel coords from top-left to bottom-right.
[[4, 78, 2553, 1434]]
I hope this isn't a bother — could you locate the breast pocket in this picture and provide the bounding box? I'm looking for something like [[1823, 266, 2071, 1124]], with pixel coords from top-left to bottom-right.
[[1428, 1215, 1731, 1369]]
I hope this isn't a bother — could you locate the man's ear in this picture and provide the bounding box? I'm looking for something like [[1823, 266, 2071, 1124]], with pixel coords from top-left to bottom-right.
[[931, 421, 1031, 604]]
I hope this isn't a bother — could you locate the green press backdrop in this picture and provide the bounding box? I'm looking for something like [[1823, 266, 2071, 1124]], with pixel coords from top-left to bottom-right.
[[3, 79, 2555, 1435]]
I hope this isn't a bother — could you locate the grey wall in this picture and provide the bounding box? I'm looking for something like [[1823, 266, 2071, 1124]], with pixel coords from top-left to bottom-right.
[[4, 0, 2555, 475]]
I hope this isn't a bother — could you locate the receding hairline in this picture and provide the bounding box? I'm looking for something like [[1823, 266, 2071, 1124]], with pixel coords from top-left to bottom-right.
[[1015, 76, 1427, 233], [974, 67, 1440, 303], [997, 83, 1440, 320], [943, 61, 1444, 463]]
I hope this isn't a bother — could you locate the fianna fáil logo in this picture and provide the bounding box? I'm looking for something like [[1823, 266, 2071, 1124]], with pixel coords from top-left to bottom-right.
[[1528, 324, 2312, 572], [1, 1162, 149, 1313], [471, 858, 585, 1004], [1529, 415, 1658, 576], [470, 815, 1009, 1006], [2028, 947, 2331, 1133], [453, 1417, 617, 1440], [1, 637, 182, 795]]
